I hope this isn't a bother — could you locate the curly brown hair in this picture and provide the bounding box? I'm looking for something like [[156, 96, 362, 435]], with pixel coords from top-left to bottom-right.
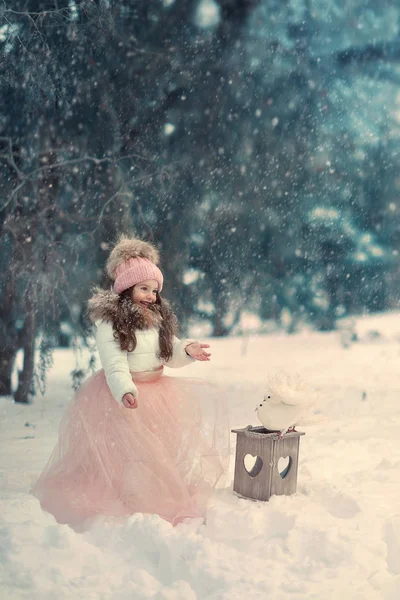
[[112, 288, 177, 361]]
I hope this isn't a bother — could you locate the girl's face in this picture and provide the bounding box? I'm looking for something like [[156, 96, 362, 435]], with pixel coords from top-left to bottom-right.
[[130, 279, 159, 307]]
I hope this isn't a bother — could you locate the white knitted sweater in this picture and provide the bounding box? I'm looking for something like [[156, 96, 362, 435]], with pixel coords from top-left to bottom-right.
[[95, 320, 196, 402]]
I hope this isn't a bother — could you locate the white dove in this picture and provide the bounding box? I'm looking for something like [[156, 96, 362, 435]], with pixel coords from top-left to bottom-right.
[[255, 372, 318, 437]]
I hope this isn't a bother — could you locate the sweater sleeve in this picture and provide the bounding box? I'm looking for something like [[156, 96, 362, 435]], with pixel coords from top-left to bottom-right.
[[95, 320, 138, 403], [163, 336, 197, 369]]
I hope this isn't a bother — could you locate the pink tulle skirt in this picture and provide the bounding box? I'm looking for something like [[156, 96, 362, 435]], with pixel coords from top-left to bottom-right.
[[32, 367, 230, 528]]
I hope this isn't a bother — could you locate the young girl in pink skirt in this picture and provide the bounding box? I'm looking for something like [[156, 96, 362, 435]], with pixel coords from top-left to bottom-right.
[[32, 236, 230, 528]]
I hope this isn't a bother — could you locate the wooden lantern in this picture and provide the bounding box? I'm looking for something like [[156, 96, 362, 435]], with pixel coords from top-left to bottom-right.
[[231, 425, 305, 502]]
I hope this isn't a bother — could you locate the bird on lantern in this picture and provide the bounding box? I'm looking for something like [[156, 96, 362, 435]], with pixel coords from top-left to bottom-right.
[[255, 372, 318, 438]]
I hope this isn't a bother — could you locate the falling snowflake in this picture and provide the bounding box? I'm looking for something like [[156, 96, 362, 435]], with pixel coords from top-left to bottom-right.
[[194, 0, 221, 29]]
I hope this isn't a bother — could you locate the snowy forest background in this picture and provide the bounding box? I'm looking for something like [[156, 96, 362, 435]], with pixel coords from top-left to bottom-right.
[[1, 0, 400, 404]]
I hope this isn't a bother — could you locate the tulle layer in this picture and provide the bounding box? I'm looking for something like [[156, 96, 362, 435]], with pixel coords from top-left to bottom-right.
[[32, 368, 230, 528]]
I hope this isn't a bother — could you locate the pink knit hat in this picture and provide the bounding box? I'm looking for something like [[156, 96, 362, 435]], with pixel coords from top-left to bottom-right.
[[106, 236, 163, 294]]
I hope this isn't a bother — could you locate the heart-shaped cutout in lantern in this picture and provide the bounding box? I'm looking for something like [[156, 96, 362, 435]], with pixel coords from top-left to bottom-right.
[[278, 456, 291, 479], [244, 454, 263, 478]]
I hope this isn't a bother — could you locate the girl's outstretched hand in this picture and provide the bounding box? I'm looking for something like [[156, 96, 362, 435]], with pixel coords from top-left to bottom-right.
[[122, 393, 138, 409], [185, 342, 211, 361]]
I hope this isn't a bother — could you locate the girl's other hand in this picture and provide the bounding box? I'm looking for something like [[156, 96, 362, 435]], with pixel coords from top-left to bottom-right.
[[185, 342, 211, 361], [122, 393, 138, 409]]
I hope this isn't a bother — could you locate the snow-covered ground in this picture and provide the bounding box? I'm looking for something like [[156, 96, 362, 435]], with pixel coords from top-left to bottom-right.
[[1, 312, 400, 599]]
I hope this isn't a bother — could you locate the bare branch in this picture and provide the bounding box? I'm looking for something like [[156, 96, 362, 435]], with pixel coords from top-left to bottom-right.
[[0, 151, 165, 212], [336, 41, 400, 67], [0, 1, 93, 19], [0, 136, 23, 178]]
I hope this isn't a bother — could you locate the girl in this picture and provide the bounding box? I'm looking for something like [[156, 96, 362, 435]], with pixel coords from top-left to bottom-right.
[[32, 236, 230, 528]]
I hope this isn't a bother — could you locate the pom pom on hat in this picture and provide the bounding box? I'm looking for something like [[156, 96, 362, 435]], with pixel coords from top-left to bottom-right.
[[106, 235, 160, 279], [106, 235, 163, 294]]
